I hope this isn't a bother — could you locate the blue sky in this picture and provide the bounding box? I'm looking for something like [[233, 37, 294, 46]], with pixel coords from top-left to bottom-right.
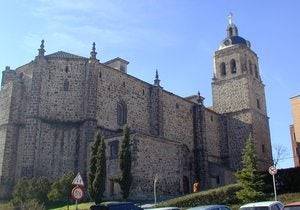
[[1, 0, 299, 168]]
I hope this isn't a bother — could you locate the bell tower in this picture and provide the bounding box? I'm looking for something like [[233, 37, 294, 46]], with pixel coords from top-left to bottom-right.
[[212, 14, 272, 170]]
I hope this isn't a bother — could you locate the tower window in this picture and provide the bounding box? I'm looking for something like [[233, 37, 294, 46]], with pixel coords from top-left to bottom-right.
[[256, 99, 261, 109], [249, 61, 253, 75], [230, 59, 237, 74], [254, 65, 259, 78], [117, 100, 127, 126], [220, 62, 226, 76], [63, 79, 69, 91], [262, 144, 266, 153]]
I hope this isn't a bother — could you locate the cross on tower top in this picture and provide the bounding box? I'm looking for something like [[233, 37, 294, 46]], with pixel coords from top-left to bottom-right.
[[228, 12, 233, 25]]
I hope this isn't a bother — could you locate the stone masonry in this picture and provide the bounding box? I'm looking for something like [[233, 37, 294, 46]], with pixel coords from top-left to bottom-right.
[[0, 20, 273, 199]]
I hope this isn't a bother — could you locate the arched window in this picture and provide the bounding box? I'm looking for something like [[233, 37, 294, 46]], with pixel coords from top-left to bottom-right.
[[248, 61, 253, 75], [229, 27, 233, 37], [230, 59, 237, 74], [63, 79, 69, 91], [254, 65, 259, 78], [220, 62, 226, 76], [117, 100, 127, 126]]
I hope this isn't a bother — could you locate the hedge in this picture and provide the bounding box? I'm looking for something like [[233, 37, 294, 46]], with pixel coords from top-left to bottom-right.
[[157, 184, 242, 208]]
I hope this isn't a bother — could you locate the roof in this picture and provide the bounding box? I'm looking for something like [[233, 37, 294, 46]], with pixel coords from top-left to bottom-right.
[[220, 36, 250, 49], [45, 51, 87, 59], [104, 57, 129, 65], [187, 205, 229, 210], [240, 201, 282, 208], [290, 95, 300, 100]]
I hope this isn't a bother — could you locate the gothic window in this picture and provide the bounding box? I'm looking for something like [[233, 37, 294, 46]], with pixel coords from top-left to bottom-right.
[[230, 59, 237, 74], [63, 79, 69, 91], [256, 98, 261, 109], [65, 66, 69, 73], [109, 140, 119, 160], [117, 100, 127, 126], [249, 60, 253, 75], [220, 62, 226, 76], [254, 65, 259, 78]]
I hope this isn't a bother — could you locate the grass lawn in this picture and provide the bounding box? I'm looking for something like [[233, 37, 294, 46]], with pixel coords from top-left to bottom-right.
[[49, 202, 94, 210]]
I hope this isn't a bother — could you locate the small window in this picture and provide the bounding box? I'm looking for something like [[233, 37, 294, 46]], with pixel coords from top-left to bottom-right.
[[142, 89, 145, 95], [249, 61, 253, 75], [99, 71, 102, 78], [176, 103, 179, 109], [216, 176, 220, 184], [256, 99, 261, 109], [220, 62, 226, 76], [109, 140, 119, 160], [262, 144, 265, 153], [230, 59, 237, 74], [210, 115, 213, 122], [254, 65, 259, 78], [63, 79, 69, 91], [65, 66, 69, 73], [122, 82, 125, 87]]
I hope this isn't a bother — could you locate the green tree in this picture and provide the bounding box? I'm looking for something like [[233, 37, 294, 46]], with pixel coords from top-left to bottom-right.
[[88, 133, 101, 201], [119, 126, 132, 200], [235, 134, 265, 203], [48, 172, 75, 202], [92, 135, 106, 204]]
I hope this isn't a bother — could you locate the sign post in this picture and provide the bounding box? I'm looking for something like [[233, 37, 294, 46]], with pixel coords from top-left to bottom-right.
[[154, 174, 158, 205], [72, 173, 85, 210], [268, 166, 277, 201]]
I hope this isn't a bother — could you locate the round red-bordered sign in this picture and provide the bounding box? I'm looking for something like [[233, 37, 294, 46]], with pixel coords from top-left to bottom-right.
[[268, 166, 277, 175], [71, 186, 84, 200]]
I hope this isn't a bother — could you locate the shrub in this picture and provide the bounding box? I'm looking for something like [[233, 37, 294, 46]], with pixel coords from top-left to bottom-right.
[[12, 177, 50, 206], [157, 184, 241, 208], [48, 172, 75, 203]]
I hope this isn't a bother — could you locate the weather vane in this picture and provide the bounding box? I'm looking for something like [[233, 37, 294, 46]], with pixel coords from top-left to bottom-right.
[[228, 12, 233, 25]]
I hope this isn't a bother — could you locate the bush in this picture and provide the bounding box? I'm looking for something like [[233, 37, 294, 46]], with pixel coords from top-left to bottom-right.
[[12, 177, 50, 206], [157, 184, 241, 208], [48, 172, 75, 202]]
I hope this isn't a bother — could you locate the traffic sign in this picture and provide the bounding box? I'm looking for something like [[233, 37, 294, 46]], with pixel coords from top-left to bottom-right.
[[71, 186, 84, 201], [72, 173, 84, 187], [269, 166, 277, 175]]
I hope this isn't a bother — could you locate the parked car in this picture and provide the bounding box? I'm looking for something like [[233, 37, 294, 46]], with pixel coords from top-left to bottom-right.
[[284, 202, 300, 210], [186, 205, 231, 210], [239, 201, 284, 210], [145, 207, 181, 210], [145, 208, 181, 210], [90, 201, 143, 210]]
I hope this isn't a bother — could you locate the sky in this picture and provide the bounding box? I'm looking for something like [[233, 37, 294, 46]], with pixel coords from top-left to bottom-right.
[[1, 0, 300, 169]]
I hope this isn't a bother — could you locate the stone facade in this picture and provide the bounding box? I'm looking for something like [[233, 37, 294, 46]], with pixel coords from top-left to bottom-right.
[[0, 21, 273, 199]]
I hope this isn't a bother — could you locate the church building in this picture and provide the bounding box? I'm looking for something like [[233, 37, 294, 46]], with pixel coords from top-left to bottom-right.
[[0, 17, 272, 199]]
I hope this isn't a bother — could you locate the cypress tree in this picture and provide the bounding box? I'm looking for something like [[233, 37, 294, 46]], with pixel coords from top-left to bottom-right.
[[119, 126, 132, 200], [236, 134, 265, 203], [88, 133, 101, 201], [93, 136, 106, 204]]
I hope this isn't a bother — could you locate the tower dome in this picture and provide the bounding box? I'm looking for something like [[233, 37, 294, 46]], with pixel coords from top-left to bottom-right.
[[219, 14, 251, 49]]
